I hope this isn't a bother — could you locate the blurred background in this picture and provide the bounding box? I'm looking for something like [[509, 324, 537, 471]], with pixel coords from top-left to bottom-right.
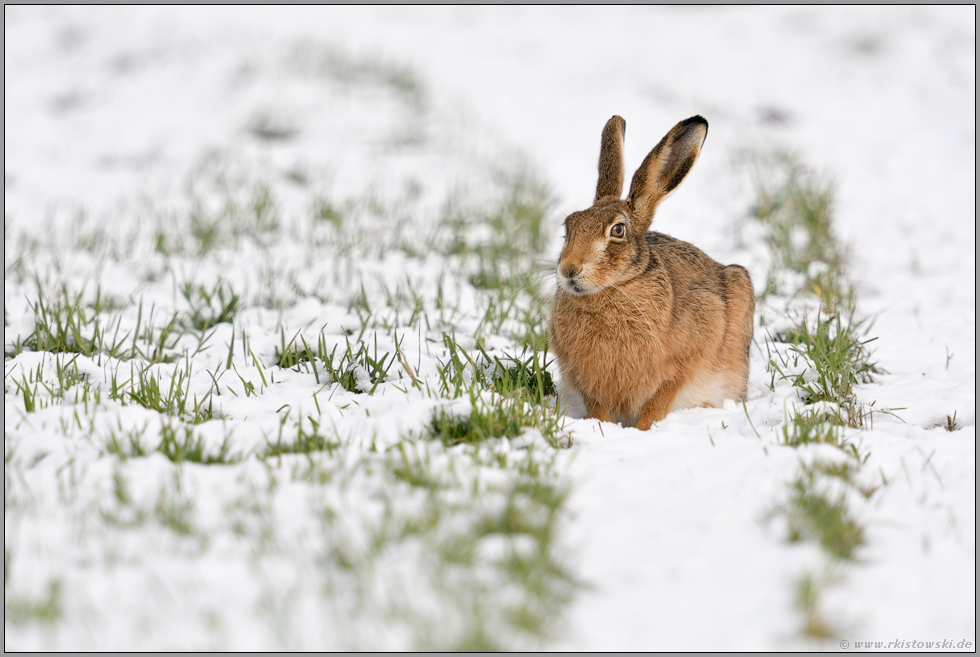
[[6, 6, 975, 365]]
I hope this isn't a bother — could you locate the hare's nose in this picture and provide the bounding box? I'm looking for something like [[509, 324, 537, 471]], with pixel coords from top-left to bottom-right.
[[560, 263, 582, 279]]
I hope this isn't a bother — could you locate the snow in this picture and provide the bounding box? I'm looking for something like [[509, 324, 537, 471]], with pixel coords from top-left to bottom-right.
[[4, 6, 975, 650]]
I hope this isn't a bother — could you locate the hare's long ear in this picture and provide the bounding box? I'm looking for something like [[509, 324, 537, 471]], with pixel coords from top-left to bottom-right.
[[594, 115, 626, 203], [626, 115, 708, 226]]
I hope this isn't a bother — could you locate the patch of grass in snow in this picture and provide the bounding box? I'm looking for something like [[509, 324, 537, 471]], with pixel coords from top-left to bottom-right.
[[435, 165, 556, 350], [2, 64, 577, 646], [127, 302, 183, 365], [311, 196, 344, 229], [436, 335, 556, 404], [275, 326, 427, 395], [6, 355, 90, 413], [264, 416, 339, 458], [180, 280, 243, 333], [776, 463, 865, 561], [745, 149, 849, 311], [153, 165, 281, 257], [3, 580, 63, 626], [8, 372, 45, 413], [430, 336, 565, 447], [103, 423, 151, 459], [104, 420, 239, 465], [289, 431, 577, 649], [330, 337, 396, 395], [428, 394, 564, 449], [11, 282, 130, 360], [809, 459, 884, 500], [752, 151, 887, 433], [100, 466, 198, 538], [121, 360, 217, 424], [275, 331, 319, 371], [439, 165, 553, 264], [779, 409, 845, 449], [481, 347, 557, 405], [777, 406, 879, 466], [769, 312, 881, 429], [750, 150, 888, 640], [288, 42, 427, 110], [793, 571, 836, 639], [157, 421, 239, 465], [6, 280, 187, 366]]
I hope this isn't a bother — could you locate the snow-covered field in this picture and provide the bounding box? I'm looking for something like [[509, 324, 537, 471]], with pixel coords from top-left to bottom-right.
[[4, 7, 975, 651]]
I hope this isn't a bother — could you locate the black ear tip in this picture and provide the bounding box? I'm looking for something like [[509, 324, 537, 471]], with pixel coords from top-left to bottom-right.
[[685, 115, 708, 129]]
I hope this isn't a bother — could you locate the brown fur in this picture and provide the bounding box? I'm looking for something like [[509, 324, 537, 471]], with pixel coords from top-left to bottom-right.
[[551, 115, 754, 430]]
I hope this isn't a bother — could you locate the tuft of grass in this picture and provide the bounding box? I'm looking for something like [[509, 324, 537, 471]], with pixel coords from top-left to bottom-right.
[[315, 433, 579, 649], [780, 409, 843, 448], [19, 282, 129, 359], [156, 168, 283, 256], [746, 150, 848, 311], [103, 420, 237, 465], [4, 580, 63, 625], [430, 401, 528, 447], [774, 313, 879, 404], [430, 335, 566, 448], [769, 312, 881, 428], [158, 421, 238, 465], [181, 280, 242, 332], [312, 197, 344, 229], [126, 362, 215, 424], [793, 572, 836, 639], [777, 464, 864, 561], [323, 337, 395, 395], [437, 335, 555, 404], [428, 390, 564, 449], [10, 370, 43, 413], [130, 302, 182, 364], [484, 349, 556, 405], [289, 42, 427, 109], [274, 329, 318, 372], [104, 424, 150, 460], [100, 468, 199, 537], [275, 327, 401, 396], [7, 356, 92, 413], [264, 416, 338, 457]]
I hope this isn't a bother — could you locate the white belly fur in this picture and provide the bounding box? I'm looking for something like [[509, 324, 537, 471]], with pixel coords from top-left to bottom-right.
[[670, 372, 733, 413]]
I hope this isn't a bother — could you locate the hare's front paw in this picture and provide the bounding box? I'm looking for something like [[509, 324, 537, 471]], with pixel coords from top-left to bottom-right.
[[636, 380, 682, 430], [583, 396, 613, 424]]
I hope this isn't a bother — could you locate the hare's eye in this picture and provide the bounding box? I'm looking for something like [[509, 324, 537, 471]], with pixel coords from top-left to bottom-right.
[[610, 223, 626, 239]]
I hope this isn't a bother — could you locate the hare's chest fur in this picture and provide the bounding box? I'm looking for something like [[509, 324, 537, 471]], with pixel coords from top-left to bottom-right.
[[551, 284, 676, 417]]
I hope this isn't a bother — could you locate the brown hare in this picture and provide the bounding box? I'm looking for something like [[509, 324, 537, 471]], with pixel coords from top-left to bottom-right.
[[551, 115, 754, 430]]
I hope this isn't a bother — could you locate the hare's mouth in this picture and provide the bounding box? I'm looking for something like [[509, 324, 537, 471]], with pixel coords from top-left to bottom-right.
[[557, 273, 597, 296]]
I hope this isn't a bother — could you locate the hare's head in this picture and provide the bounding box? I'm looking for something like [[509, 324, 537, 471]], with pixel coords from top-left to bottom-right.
[[557, 115, 708, 296]]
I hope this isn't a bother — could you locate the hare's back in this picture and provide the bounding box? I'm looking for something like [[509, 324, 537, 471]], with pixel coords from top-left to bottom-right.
[[645, 231, 754, 406], [645, 232, 727, 298]]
